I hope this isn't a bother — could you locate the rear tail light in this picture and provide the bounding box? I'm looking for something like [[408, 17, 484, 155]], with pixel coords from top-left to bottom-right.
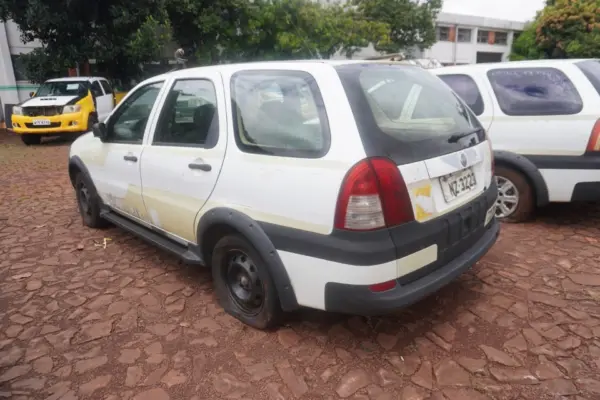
[[334, 157, 414, 231], [485, 132, 494, 176], [586, 119, 600, 152]]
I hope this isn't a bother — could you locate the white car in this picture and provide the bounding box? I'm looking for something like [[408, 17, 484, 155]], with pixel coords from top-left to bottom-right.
[[68, 61, 498, 329], [433, 59, 600, 222]]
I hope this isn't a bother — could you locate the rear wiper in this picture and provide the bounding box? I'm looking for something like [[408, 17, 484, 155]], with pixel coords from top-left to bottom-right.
[[448, 128, 482, 143]]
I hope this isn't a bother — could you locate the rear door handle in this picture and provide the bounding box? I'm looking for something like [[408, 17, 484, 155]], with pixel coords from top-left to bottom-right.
[[188, 163, 212, 172], [124, 154, 138, 162]]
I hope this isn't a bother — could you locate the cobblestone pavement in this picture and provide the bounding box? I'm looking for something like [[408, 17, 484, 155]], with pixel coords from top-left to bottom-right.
[[1, 131, 600, 400]]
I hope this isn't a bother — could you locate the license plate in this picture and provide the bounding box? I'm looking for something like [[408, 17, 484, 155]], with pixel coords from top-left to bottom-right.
[[32, 119, 51, 126], [440, 168, 477, 202]]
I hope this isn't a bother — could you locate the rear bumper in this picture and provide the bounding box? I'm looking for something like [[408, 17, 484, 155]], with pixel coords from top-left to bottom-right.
[[571, 181, 600, 202], [324, 218, 500, 315]]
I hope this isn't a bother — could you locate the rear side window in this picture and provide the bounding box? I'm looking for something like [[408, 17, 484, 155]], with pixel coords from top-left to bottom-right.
[[230, 70, 330, 158], [437, 74, 484, 116], [575, 60, 600, 96], [487, 67, 583, 116], [100, 80, 113, 94]]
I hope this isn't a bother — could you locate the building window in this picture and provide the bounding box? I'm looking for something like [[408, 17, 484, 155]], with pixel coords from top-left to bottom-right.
[[436, 26, 450, 41], [477, 30, 490, 44], [487, 68, 583, 116], [457, 28, 472, 43], [495, 32, 508, 45], [10, 55, 28, 81]]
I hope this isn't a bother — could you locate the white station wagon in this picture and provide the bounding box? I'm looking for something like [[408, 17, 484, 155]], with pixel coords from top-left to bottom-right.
[[68, 60, 499, 329], [433, 59, 600, 222]]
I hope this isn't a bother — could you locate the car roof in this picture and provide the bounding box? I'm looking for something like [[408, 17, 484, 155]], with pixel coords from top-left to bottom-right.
[[432, 58, 598, 74], [45, 77, 106, 83], [151, 59, 422, 81]]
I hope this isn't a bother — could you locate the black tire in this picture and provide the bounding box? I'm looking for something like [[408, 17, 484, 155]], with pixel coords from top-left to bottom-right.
[[495, 166, 535, 223], [86, 114, 97, 131], [21, 135, 41, 145], [212, 234, 283, 329], [74, 172, 109, 229]]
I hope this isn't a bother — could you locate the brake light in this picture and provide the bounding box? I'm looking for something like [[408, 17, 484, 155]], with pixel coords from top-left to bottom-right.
[[334, 158, 414, 231], [369, 280, 397, 292], [586, 119, 600, 152]]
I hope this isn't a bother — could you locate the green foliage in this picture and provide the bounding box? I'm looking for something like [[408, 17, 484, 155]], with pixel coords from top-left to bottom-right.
[[167, 0, 391, 63], [0, 0, 172, 81], [19, 48, 69, 84], [353, 0, 442, 53], [509, 22, 544, 61], [510, 0, 600, 60]]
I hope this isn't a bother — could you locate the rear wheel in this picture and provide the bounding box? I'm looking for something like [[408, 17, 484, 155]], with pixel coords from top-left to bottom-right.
[[21, 135, 41, 146], [495, 166, 534, 223], [212, 234, 283, 330]]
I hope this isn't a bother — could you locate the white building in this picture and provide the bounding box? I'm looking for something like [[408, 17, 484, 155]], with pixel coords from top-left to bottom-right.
[[0, 20, 40, 125], [420, 12, 526, 65]]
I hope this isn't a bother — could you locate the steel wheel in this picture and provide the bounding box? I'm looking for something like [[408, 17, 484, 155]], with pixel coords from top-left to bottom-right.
[[225, 250, 264, 316], [495, 176, 519, 218], [77, 181, 92, 218]]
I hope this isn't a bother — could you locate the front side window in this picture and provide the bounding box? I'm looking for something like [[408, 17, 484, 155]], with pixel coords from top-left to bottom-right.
[[153, 79, 219, 147], [495, 32, 508, 45], [231, 70, 330, 158], [438, 74, 485, 116], [91, 81, 103, 97], [107, 82, 163, 143], [487, 68, 583, 116], [100, 80, 114, 94], [35, 81, 88, 97]]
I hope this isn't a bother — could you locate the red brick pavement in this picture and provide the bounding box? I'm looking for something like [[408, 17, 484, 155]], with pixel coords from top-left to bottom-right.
[[1, 130, 599, 400]]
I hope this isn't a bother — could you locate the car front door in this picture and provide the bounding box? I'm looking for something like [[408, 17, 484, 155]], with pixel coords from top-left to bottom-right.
[[91, 79, 113, 122], [140, 73, 227, 243], [95, 80, 166, 223]]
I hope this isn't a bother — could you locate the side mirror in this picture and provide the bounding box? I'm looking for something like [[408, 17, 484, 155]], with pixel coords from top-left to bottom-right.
[[92, 122, 108, 142], [29, 92, 35, 98]]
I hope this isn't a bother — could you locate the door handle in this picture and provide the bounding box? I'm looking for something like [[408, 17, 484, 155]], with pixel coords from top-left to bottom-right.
[[124, 154, 138, 162], [188, 163, 212, 172]]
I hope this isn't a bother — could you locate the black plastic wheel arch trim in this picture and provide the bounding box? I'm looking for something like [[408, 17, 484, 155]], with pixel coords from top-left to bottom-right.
[[494, 150, 550, 207], [197, 208, 299, 312]]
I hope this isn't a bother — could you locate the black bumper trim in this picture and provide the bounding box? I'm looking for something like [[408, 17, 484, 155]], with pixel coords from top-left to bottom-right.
[[524, 154, 600, 170], [323, 219, 500, 316], [571, 181, 600, 202], [260, 182, 498, 267]]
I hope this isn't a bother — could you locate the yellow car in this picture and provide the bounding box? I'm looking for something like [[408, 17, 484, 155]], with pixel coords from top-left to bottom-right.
[[11, 77, 115, 145]]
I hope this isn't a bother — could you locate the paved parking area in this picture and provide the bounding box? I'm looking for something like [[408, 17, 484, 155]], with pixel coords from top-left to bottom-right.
[[1, 131, 599, 400]]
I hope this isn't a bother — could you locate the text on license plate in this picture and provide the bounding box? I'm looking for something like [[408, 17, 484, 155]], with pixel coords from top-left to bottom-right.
[[440, 168, 477, 202], [32, 119, 51, 126]]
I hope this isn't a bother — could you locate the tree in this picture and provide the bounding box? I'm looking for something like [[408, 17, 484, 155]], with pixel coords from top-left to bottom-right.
[[0, 0, 171, 82], [509, 21, 544, 61], [352, 0, 442, 53], [166, 0, 390, 63], [509, 0, 600, 60]]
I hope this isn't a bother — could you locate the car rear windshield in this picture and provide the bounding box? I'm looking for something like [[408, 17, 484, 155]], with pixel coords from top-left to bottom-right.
[[575, 59, 600, 96], [35, 81, 89, 97], [335, 64, 484, 165]]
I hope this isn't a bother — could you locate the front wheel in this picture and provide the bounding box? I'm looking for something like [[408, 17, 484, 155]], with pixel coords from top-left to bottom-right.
[[211, 235, 283, 330], [75, 173, 108, 229], [21, 135, 41, 146], [494, 166, 534, 223]]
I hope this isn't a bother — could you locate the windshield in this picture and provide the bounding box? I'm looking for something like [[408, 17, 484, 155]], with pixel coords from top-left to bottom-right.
[[35, 81, 89, 97], [357, 65, 479, 141]]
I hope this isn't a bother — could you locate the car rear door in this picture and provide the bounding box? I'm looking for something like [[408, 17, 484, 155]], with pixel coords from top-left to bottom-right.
[[139, 71, 227, 243]]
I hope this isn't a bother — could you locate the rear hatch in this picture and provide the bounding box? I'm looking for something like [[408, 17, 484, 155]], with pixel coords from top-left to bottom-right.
[[335, 63, 494, 223]]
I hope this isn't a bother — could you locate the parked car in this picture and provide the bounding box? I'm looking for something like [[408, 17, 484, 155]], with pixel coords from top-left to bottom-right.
[[11, 77, 116, 145], [432, 59, 600, 222], [68, 61, 499, 329]]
